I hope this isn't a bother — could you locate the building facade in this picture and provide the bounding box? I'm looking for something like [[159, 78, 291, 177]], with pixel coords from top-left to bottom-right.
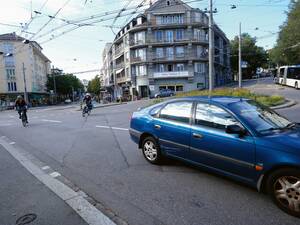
[[0, 33, 51, 106], [101, 0, 231, 100]]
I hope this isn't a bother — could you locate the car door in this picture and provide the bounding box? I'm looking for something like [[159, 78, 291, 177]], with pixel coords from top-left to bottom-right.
[[152, 101, 193, 159], [188, 102, 256, 180]]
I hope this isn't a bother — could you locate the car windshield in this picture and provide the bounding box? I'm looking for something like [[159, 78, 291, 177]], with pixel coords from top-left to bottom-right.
[[230, 100, 292, 134]]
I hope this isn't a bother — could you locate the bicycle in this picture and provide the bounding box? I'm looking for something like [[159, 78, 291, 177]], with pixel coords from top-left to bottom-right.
[[82, 104, 92, 118], [20, 109, 27, 127]]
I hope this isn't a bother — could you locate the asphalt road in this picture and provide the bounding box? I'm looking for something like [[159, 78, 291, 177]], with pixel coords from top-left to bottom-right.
[[0, 80, 299, 225]]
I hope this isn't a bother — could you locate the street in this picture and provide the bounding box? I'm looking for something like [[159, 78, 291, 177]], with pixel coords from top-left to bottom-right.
[[0, 79, 299, 225]]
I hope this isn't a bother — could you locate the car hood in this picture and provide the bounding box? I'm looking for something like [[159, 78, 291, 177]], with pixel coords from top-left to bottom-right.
[[257, 128, 300, 154]]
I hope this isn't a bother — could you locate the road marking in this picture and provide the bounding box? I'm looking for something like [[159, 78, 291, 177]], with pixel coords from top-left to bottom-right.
[[96, 125, 110, 129], [42, 119, 62, 123], [9, 142, 15, 145], [111, 127, 129, 131], [42, 166, 50, 170], [0, 124, 12, 127], [0, 138, 116, 225], [50, 172, 61, 178], [96, 125, 129, 131]]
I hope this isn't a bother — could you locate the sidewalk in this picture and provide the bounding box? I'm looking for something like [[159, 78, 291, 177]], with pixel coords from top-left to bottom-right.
[[0, 145, 88, 225]]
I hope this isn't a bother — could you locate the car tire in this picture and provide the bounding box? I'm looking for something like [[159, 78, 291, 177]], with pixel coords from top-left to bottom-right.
[[142, 136, 163, 165], [266, 168, 300, 218], [295, 82, 298, 89]]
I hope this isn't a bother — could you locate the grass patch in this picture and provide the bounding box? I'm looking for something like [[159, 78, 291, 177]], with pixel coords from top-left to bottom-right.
[[150, 88, 285, 107]]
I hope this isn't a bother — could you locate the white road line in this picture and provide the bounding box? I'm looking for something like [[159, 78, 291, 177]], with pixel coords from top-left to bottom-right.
[[0, 139, 116, 225], [50, 172, 61, 178], [111, 127, 129, 131], [96, 125, 129, 131], [9, 142, 15, 145], [95, 125, 110, 129], [0, 124, 12, 127], [42, 166, 50, 170], [42, 119, 62, 123]]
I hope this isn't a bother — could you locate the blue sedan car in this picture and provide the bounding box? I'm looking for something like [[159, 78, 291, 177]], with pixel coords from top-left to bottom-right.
[[129, 96, 300, 217]]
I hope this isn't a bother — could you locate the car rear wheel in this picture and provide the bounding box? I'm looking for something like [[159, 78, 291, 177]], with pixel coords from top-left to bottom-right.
[[295, 82, 298, 89], [267, 168, 300, 217], [142, 136, 162, 164]]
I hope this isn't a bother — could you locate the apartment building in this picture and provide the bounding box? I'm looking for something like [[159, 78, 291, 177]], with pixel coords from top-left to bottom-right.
[[101, 0, 231, 100], [0, 33, 51, 106]]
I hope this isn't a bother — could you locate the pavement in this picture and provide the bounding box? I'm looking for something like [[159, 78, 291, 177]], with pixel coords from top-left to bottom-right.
[[0, 79, 299, 225], [0, 144, 88, 225]]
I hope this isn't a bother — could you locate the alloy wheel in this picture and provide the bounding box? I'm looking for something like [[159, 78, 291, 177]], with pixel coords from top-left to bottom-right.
[[143, 140, 157, 161], [274, 176, 300, 212]]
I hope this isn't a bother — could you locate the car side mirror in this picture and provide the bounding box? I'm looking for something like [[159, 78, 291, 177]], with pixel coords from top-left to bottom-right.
[[226, 124, 247, 137]]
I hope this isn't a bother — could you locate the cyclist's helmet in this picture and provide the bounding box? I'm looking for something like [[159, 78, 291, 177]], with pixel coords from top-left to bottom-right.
[[85, 93, 91, 97], [17, 95, 23, 100]]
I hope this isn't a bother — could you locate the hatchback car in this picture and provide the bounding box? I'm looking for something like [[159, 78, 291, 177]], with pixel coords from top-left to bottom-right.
[[129, 96, 300, 217], [154, 89, 175, 98]]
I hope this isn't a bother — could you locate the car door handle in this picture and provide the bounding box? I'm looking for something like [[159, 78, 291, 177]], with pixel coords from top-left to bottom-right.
[[154, 124, 161, 129], [193, 133, 203, 139]]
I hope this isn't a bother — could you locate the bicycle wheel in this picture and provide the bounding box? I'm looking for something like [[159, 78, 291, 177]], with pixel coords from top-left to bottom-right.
[[22, 114, 27, 127]]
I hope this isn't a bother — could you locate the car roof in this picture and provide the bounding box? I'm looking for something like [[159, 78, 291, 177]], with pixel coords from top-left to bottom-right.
[[165, 96, 249, 106]]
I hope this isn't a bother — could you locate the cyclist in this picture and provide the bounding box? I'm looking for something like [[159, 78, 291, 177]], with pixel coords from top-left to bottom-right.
[[83, 93, 93, 112], [15, 95, 28, 123]]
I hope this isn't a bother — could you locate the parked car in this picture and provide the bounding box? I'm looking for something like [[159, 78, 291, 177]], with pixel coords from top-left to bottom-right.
[[64, 99, 72, 104], [130, 96, 300, 217], [154, 89, 175, 98]]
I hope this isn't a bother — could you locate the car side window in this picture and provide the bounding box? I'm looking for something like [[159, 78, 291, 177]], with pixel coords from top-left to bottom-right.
[[195, 103, 240, 130], [159, 101, 192, 124]]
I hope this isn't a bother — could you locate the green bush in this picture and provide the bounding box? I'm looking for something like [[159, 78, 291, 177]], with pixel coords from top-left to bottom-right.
[[150, 88, 285, 107]]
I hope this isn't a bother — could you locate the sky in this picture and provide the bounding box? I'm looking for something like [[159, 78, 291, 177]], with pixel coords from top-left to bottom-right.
[[0, 0, 291, 80]]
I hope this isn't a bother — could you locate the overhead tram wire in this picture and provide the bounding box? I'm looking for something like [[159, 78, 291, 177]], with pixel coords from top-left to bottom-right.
[[11, 0, 72, 59], [121, 0, 147, 27], [29, 0, 72, 40], [38, 9, 146, 44], [32, 5, 147, 41], [110, 0, 134, 34], [34, 0, 204, 44], [19, 0, 49, 36]]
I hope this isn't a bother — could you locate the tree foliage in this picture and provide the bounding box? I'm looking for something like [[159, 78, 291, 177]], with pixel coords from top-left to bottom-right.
[[87, 75, 101, 95], [270, 0, 300, 65], [230, 33, 268, 78], [46, 73, 84, 95]]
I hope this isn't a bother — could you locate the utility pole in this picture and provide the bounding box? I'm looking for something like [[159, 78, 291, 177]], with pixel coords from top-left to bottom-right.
[[238, 22, 242, 88], [72, 86, 75, 103], [52, 66, 57, 104], [208, 0, 214, 93], [22, 62, 28, 103]]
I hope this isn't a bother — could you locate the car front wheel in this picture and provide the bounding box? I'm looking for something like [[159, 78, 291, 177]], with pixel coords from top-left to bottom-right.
[[267, 168, 300, 218], [142, 136, 162, 164]]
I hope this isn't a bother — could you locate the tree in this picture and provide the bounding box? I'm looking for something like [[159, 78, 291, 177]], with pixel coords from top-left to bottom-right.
[[270, 0, 300, 65], [230, 33, 268, 79], [87, 75, 101, 95], [46, 73, 84, 97]]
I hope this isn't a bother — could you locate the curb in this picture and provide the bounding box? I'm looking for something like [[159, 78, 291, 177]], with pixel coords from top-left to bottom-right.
[[270, 99, 297, 110]]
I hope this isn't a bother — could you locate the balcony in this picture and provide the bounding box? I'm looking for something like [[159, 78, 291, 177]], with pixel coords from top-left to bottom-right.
[[114, 46, 124, 58], [129, 39, 147, 47], [153, 71, 190, 79], [131, 56, 147, 63], [114, 62, 124, 70]]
